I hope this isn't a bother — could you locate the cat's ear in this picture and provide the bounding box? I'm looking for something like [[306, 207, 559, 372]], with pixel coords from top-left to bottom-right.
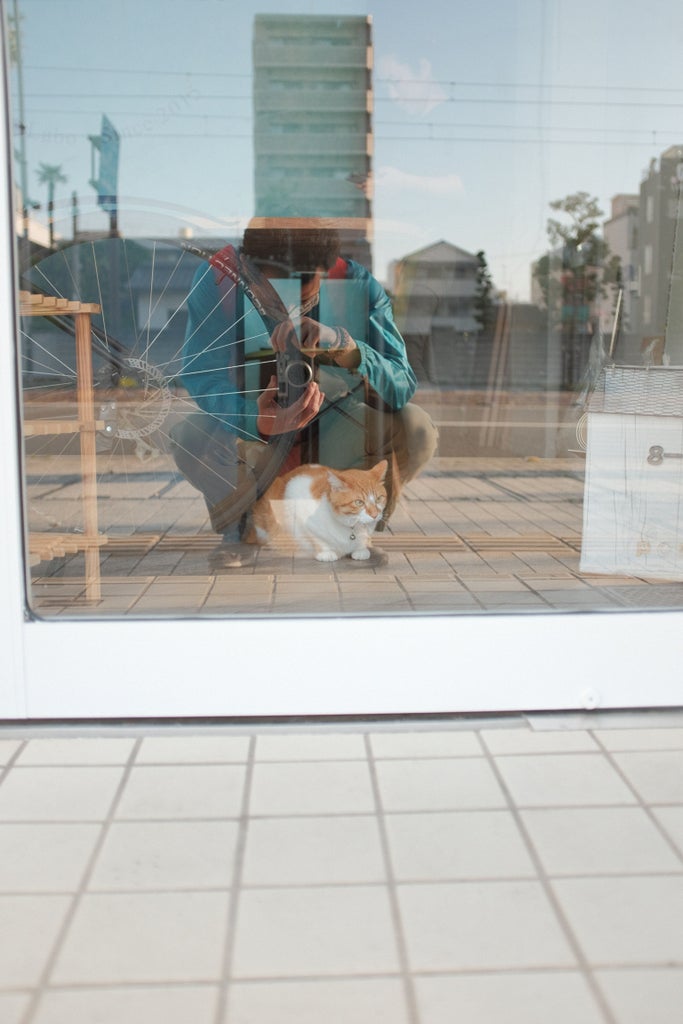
[[326, 471, 345, 490], [373, 459, 389, 482]]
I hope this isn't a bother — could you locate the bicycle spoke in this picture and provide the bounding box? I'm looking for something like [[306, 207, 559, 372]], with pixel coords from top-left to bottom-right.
[[21, 225, 298, 575]]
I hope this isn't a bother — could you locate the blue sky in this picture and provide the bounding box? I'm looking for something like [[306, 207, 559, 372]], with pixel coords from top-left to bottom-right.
[[10, 0, 683, 298]]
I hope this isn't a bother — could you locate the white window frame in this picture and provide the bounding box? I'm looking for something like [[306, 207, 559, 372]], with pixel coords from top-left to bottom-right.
[[1, 53, 681, 721]]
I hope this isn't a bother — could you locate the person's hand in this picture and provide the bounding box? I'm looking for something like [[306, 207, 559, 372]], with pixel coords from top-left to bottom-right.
[[256, 376, 325, 437], [270, 317, 358, 362], [296, 317, 339, 352]]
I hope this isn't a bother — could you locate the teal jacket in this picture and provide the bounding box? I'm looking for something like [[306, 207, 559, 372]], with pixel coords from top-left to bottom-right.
[[180, 254, 417, 443]]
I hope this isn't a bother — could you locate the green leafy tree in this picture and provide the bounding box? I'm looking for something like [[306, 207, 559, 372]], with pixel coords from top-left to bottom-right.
[[473, 249, 496, 334], [534, 191, 621, 387]]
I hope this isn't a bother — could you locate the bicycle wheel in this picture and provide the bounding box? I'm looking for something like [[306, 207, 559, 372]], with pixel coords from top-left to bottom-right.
[[19, 224, 311, 556]]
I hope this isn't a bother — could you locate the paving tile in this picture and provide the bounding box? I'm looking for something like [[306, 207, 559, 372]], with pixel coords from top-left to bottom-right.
[[541, 592, 616, 608], [52, 891, 229, 983], [369, 730, 481, 758], [254, 732, 366, 761], [552, 876, 683, 964], [340, 594, 411, 612], [136, 735, 250, 763], [232, 886, 399, 978], [202, 598, 273, 613], [226, 978, 410, 1024], [594, 968, 683, 1024], [243, 816, 385, 886], [528, 577, 591, 591], [612, 751, 683, 803], [398, 881, 575, 970], [0, 823, 100, 892], [400, 578, 468, 592], [131, 595, 206, 612], [481, 729, 598, 754], [96, 578, 159, 595], [16, 738, 135, 765], [249, 761, 375, 815], [0, 767, 124, 821], [521, 807, 683, 875], [652, 807, 683, 857], [414, 972, 605, 1024], [0, 994, 31, 1024], [89, 820, 239, 890], [0, 894, 70, 986], [142, 580, 211, 594], [210, 577, 274, 593], [375, 757, 506, 811], [385, 810, 536, 880], [476, 594, 549, 609], [463, 578, 530, 592], [275, 581, 341, 595], [494, 754, 636, 807], [272, 595, 342, 612], [408, 593, 480, 609], [594, 728, 683, 751], [115, 765, 246, 819], [32, 986, 219, 1024], [0, 740, 21, 766]]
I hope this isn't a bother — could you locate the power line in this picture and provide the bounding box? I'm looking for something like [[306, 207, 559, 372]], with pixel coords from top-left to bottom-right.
[[23, 64, 683, 94], [23, 91, 683, 110], [27, 108, 254, 121], [23, 108, 683, 140], [23, 129, 674, 146]]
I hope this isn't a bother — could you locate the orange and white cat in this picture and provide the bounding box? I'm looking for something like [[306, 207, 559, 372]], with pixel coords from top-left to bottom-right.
[[249, 460, 388, 561]]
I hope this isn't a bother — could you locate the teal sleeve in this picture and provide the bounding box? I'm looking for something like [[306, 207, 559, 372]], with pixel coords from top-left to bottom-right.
[[179, 263, 261, 443], [346, 261, 417, 410]]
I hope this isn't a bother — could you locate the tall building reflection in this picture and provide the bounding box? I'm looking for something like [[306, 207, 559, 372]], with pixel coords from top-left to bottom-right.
[[252, 13, 373, 267]]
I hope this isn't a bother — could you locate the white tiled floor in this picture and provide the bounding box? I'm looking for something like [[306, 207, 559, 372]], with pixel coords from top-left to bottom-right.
[[0, 711, 682, 1024]]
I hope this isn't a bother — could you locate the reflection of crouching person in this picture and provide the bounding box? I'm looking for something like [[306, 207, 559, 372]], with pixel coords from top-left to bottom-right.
[[170, 219, 438, 566]]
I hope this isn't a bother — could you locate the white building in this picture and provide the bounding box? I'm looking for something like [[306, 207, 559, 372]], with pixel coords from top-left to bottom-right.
[[602, 193, 639, 362], [390, 240, 481, 385]]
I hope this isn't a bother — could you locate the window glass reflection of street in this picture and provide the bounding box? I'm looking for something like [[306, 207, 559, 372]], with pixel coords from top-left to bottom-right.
[[10, 0, 683, 616]]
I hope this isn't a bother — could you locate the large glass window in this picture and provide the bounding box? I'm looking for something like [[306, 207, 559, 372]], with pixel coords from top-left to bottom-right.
[[7, 0, 683, 619]]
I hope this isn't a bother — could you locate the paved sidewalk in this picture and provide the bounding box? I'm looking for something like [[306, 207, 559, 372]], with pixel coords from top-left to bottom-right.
[[26, 456, 683, 617], [0, 709, 682, 1023]]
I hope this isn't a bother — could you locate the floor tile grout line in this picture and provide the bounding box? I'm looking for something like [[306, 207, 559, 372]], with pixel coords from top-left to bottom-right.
[[213, 734, 256, 1024], [2, 961, 678, 998], [5, 865, 683, 902], [6, 796, 681, 827], [6, 981, 217, 996], [120, 574, 157, 614], [18, 737, 144, 1024], [589, 731, 683, 868], [478, 734, 619, 1024], [0, 740, 29, 784], [364, 734, 422, 1024]]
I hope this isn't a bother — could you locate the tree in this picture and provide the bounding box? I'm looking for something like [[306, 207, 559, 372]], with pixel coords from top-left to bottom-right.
[[36, 163, 67, 249], [473, 250, 496, 334], [547, 191, 604, 251], [534, 191, 621, 388]]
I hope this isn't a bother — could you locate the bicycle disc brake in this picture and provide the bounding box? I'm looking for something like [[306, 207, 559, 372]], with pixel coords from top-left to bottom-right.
[[97, 357, 173, 441]]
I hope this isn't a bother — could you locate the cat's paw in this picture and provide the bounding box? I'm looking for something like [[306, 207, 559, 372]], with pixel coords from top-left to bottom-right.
[[351, 548, 371, 560], [316, 550, 339, 562]]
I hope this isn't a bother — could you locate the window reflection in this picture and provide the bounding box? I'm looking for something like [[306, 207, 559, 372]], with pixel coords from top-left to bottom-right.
[[8, 0, 683, 616]]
